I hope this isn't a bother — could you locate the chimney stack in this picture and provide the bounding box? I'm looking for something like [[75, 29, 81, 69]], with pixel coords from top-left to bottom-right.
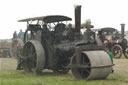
[[120, 23, 125, 38], [75, 5, 81, 33]]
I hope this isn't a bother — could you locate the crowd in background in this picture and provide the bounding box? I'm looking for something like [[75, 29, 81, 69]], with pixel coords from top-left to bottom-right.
[[13, 29, 24, 41]]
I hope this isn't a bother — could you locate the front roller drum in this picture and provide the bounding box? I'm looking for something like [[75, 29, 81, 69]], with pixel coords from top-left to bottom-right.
[[71, 50, 113, 80]]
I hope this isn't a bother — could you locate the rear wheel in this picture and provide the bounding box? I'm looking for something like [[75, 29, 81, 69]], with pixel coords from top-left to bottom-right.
[[22, 40, 45, 74], [111, 44, 123, 59], [124, 47, 128, 59]]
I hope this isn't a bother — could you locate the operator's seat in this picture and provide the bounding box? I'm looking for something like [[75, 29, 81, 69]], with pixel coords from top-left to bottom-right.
[[54, 23, 66, 34], [54, 23, 66, 42]]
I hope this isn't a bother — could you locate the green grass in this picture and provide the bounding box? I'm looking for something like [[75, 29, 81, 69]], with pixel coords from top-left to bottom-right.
[[0, 58, 128, 85], [0, 71, 128, 85]]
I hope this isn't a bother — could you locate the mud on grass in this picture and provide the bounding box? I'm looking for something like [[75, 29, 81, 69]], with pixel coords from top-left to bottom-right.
[[0, 58, 128, 85]]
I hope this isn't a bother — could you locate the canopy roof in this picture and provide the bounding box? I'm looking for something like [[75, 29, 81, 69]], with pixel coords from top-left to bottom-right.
[[18, 15, 72, 23], [101, 27, 117, 32]]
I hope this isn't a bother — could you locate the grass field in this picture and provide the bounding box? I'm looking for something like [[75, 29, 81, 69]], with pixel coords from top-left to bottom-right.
[[0, 58, 128, 85]]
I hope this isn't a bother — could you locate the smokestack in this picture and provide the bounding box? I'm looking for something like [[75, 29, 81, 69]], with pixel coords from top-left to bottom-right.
[[120, 23, 125, 38], [75, 5, 81, 33]]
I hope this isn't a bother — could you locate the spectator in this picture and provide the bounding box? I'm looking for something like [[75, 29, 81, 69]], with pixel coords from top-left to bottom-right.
[[13, 31, 18, 39], [18, 29, 24, 41]]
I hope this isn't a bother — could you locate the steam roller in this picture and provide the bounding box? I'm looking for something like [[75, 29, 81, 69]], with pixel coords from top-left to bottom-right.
[[17, 5, 113, 80], [71, 50, 113, 80]]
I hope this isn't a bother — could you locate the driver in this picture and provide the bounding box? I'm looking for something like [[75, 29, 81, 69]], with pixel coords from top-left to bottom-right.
[[82, 19, 94, 31]]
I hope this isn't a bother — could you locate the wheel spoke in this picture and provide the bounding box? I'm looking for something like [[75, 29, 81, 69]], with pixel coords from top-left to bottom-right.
[[23, 43, 37, 72], [71, 53, 91, 80], [86, 69, 90, 75], [81, 69, 85, 78]]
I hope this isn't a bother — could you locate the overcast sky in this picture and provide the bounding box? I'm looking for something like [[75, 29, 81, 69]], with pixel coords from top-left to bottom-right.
[[0, 0, 128, 39]]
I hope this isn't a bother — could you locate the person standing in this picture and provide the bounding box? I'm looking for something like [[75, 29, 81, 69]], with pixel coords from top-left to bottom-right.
[[18, 29, 24, 41], [13, 31, 18, 39]]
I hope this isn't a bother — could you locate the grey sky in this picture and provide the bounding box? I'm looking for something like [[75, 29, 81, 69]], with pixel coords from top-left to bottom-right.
[[0, 0, 128, 39]]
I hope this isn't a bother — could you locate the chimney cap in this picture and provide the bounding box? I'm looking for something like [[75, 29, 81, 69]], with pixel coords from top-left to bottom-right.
[[121, 23, 125, 25], [74, 5, 81, 8]]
